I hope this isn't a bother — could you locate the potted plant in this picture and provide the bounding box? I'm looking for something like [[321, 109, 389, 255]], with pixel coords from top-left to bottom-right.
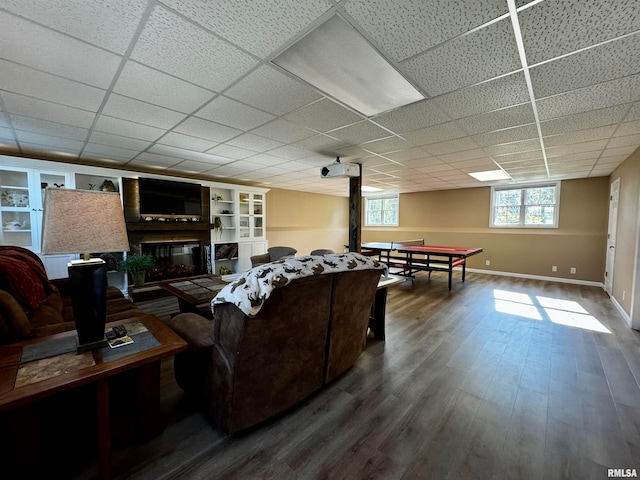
[[119, 253, 154, 287], [213, 216, 223, 241]]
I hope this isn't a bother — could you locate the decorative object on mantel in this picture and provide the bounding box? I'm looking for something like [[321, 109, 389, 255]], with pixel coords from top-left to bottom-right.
[[213, 216, 223, 241], [219, 265, 233, 275], [119, 253, 154, 287], [213, 194, 223, 205], [100, 179, 116, 192]]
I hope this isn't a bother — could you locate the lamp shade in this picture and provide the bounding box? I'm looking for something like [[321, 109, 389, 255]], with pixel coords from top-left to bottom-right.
[[41, 188, 130, 255]]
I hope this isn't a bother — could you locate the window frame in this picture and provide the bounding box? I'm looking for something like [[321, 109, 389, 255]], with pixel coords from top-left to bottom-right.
[[490, 181, 561, 228], [364, 193, 399, 227]]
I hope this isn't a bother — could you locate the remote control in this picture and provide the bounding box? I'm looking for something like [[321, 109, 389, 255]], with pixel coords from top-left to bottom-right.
[[113, 325, 127, 337], [106, 330, 116, 341]]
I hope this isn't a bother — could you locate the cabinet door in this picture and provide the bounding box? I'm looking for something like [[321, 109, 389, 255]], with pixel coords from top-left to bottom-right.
[[238, 191, 265, 240], [0, 168, 38, 250]]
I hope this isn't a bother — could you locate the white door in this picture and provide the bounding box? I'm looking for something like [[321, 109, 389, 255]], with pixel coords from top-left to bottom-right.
[[605, 178, 620, 296]]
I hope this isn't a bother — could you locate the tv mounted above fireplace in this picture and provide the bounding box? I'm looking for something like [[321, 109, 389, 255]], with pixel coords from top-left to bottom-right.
[[138, 177, 202, 216]]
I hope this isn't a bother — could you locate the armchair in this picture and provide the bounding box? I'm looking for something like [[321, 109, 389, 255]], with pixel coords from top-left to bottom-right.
[[250, 246, 297, 267]]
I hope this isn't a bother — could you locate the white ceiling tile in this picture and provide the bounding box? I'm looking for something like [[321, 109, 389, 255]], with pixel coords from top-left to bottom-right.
[[437, 148, 489, 163], [10, 115, 88, 141], [530, 34, 640, 98], [382, 148, 432, 162], [519, 0, 640, 65], [1, 92, 96, 129], [544, 126, 615, 147], [195, 96, 275, 130], [292, 135, 349, 153], [163, 0, 332, 58], [423, 136, 481, 156], [251, 119, 316, 144], [328, 121, 391, 145], [170, 160, 219, 173], [545, 151, 599, 162], [1, 0, 147, 54], [625, 103, 640, 122], [284, 99, 362, 133], [537, 75, 640, 121], [472, 124, 538, 147], [540, 105, 628, 136], [402, 18, 520, 96], [147, 145, 230, 165], [601, 145, 638, 157], [266, 145, 315, 161], [345, 0, 508, 61], [173, 117, 242, 143], [102, 94, 186, 130], [156, 132, 218, 152], [113, 61, 214, 113], [15, 131, 84, 151], [615, 120, 640, 137], [373, 99, 449, 133], [82, 143, 140, 161], [0, 12, 122, 89], [596, 155, 627, 165], [360, 136, 410, 154], [402, 122, 468, 146], [225, 66, 321, 115], [0, 126, 15, 141], [94, 115, 165, 142], [131, 6, 257, 91], [492, 150, 544, 163], [0, 138, 18, 149], [0, 60, 105, 111], [545, 139, 608, 156], [607, 134, 640, 149], [205, 144, 255, 160], [87, 131, 151, 151], [456, 104, 535, 135], [483, 138, 541, 156], [433, 72, 530, 119], [226, 132, 284, 152], [242, 154, 289, 167], [131, 152, 181, 167]]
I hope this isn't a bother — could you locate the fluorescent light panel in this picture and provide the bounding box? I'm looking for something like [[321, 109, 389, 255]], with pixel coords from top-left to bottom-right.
[[273, 15, 424, 117], [361, 185, 383, 192], [468, 170, 511, 181]]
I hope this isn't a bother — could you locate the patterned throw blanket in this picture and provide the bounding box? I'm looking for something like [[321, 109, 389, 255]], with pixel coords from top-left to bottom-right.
[[212, 252, 387, 318]]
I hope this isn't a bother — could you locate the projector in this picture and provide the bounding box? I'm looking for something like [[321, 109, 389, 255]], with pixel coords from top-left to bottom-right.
[[320, 163, 360, 178]]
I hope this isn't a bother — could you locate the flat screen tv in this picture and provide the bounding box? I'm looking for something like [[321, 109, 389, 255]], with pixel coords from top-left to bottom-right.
[[138, 177, 202, 216]]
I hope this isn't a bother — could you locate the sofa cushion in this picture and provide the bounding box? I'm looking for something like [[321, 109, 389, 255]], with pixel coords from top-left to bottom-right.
[[212, 252, 386, 318], [0, 289, 34, 343]]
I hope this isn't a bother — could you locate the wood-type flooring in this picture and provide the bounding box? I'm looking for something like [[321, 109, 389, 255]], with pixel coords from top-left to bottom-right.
[[76, 273, 640, 478]]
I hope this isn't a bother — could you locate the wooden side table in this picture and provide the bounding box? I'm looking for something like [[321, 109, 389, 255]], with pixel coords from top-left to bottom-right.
[[0, 314, 187, 480], [369, 275, 406, 340]]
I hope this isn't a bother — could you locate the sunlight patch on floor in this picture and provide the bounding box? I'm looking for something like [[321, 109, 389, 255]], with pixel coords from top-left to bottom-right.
[[492, 290, 611, 334]]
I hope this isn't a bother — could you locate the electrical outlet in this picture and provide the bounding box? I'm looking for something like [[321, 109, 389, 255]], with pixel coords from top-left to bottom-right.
[[570, 267, 576, 274], [485, 260, 491, 266], [552, 266, 557, 272]]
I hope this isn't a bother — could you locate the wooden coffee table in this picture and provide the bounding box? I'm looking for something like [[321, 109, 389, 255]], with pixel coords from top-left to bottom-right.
[[0, 314, 187, 480], [159, 274, 227, 318]]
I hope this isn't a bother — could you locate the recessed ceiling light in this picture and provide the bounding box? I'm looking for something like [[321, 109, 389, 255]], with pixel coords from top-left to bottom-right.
[[468, 170, 511, 181], [272, 15, 424, 117], [361, 185, 383, 192]]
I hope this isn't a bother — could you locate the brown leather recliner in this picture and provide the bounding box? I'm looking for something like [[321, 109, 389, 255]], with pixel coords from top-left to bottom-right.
[[168, 261, 382, 434]]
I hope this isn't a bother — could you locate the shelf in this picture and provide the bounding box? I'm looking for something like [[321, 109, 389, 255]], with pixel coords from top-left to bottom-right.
[[126, 222, 212, 231]]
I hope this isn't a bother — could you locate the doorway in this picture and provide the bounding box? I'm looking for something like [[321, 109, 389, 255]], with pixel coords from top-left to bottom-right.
[[605, 178, 620, 297]]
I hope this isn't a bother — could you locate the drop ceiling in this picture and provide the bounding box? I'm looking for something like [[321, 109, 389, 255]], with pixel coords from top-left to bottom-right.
[[0, 0, 638, 197]]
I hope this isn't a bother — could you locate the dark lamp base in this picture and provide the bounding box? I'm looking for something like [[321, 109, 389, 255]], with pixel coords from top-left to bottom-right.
[[76, 337, 109, 354]]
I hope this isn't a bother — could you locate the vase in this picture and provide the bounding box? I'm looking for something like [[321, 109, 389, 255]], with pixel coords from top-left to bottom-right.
[[133, 271, 146, 288]]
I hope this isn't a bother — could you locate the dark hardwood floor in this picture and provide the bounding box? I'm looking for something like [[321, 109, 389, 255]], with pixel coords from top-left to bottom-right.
[[77, 272, 640, 479]]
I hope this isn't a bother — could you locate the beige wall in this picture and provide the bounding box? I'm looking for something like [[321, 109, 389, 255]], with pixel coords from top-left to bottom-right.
[[266, 178, 609, 283], [361, 177, 609, 282], [266, 188, 349, 256], [610, 147, 640, 317]]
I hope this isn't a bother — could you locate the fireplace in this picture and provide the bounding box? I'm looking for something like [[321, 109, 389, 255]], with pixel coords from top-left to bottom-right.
[[141, 241, 202, 282]]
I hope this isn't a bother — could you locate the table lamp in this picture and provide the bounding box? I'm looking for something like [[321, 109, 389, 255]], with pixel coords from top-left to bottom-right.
[[41, 188, 130, 352]]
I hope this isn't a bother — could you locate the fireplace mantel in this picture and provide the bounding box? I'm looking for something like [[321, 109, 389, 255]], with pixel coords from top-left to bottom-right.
[[126, 222, 212, 232]]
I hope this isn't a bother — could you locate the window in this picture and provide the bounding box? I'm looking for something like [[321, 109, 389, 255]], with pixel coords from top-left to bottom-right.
[[365, 194, 398, 226], [490, 182, 560, 228]]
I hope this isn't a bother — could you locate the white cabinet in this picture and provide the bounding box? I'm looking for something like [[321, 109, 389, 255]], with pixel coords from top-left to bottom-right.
[[237, 240, 268, 272], [210, 187, 238, 275], [0, 167, 75, 278], [238, 191, 265, 240]]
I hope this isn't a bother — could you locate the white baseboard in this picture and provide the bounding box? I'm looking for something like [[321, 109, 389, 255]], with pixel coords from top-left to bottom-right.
[[610, 294, 632, 327], [465, 267, 604, 288]]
